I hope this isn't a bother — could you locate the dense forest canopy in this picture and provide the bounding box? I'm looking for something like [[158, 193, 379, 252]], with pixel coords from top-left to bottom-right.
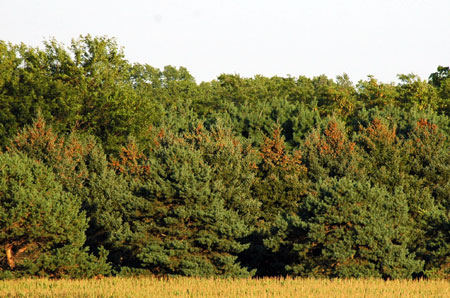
[[0, 35, 449, 279]]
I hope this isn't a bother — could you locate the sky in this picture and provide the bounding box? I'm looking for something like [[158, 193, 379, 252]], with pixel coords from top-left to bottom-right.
[[1, 0, 449, 83]]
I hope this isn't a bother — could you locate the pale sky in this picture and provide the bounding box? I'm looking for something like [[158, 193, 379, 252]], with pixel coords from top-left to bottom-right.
[[1, 0, 449, 83]]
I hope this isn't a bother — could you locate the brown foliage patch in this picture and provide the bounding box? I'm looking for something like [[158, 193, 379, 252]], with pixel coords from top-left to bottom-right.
[[260, 128, 306, 173]]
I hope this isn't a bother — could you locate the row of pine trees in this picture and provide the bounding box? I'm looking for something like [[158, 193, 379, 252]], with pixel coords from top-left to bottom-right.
[[0, 36, 449, 279]]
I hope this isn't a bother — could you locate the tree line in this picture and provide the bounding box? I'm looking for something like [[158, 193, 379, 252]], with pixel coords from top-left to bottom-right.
[[0, 35, 449, 279]]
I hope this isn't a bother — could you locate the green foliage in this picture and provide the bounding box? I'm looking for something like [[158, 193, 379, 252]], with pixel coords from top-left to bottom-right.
[[356, 76, 398, 109], [202, 74, 321, 147], [240, 127, 309, 277], [429, 66, 450, 88], [266, 178, 423, 279], [353, 113, 450, 279], [252, 127, 308, 222], [429, 66, 450, 115], [396, 74, 440, 111], [6, 115, 137, 272], [406, 119, 450, 279], [302, 118, 360, 181], [0, 35, 161, 153], [111, 124, 259, 277], [313, 74, 357, 118], [1, 36, 449, 279], [0, 153, 110, 278]]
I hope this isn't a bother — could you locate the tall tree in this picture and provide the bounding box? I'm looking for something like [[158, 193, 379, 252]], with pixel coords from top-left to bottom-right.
[[7, 115, 134, 271], [241, 127, 309, 276], [112, 123, 260, 276], [0, 153, 110, 278], [266, 177, 423, 278]]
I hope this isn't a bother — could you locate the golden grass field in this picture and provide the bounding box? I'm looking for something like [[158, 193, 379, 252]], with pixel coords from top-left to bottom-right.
[[0, 276, 449, 298]]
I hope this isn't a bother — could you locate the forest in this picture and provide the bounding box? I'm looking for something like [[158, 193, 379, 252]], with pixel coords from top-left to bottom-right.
[[0, 35, 449, 280]]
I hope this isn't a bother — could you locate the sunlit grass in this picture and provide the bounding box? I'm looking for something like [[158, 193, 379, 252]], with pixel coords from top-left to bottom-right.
[[0, 276, 448, 297]]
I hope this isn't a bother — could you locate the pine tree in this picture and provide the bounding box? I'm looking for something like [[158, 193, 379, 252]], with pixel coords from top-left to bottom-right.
[[406, 119, 450, 278], [240, 127, 309, 276], [266, 177, 423, 278], [302, 118, 360, 182], [7, 115, 133, 271], [0, 153, 110, 278], [113, 124, 259, 276]]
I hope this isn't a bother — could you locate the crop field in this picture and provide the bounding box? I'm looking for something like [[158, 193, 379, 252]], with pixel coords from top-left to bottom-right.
[[0, 277, 448, 298]]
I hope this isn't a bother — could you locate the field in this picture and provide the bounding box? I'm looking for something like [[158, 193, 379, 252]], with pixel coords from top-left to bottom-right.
[[0, 277, 448, 298]]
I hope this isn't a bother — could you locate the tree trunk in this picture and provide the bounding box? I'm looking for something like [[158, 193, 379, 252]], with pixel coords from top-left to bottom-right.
[[5, 244, 15, 269]]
